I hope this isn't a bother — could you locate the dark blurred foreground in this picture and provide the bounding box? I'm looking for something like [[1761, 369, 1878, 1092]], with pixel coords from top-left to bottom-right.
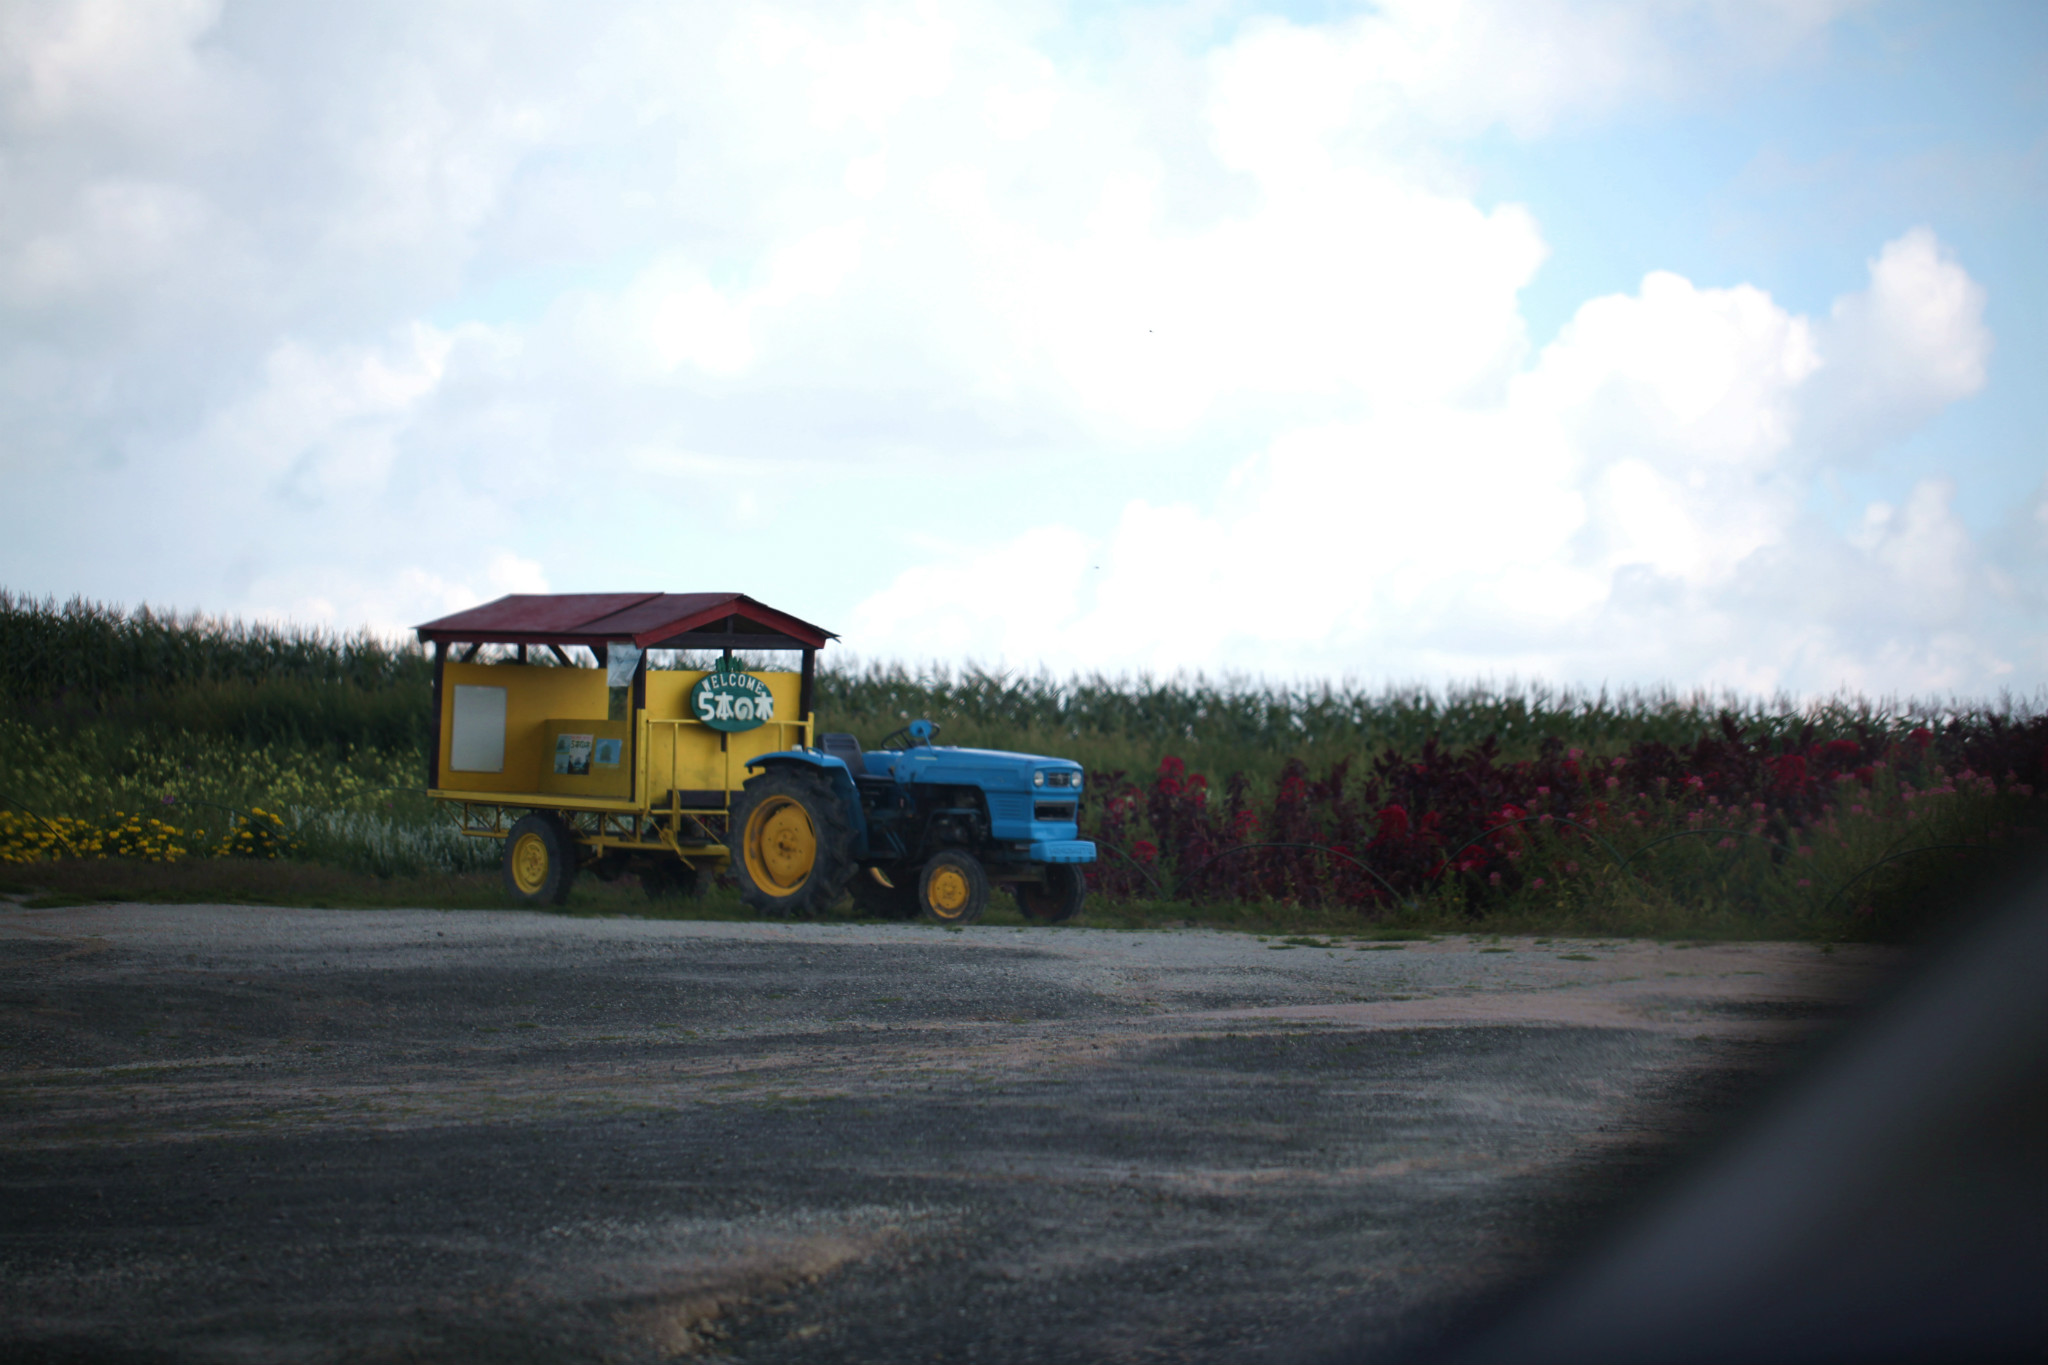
[[1301, 862, 2048, 1365]]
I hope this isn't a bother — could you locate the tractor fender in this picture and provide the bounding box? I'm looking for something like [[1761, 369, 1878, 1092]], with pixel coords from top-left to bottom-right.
[[744, 751, 868, 856]]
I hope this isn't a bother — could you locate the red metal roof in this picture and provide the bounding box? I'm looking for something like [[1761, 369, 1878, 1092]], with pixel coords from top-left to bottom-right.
[[414, 593, 835, 649]]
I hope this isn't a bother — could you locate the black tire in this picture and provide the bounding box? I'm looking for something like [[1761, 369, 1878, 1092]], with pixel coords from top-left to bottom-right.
[[1013, 864, 1086, 924], [502, 813, 578, 906], [849, 866, 918, 919], [917, 849, 989, 925], [729, 768, 856, 916], [640, 858, 710, 901]]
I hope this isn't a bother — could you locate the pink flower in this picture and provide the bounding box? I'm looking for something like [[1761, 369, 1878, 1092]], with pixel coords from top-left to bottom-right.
[[1488, 872, 1502, 886], [1532, 878, 1546, 889]]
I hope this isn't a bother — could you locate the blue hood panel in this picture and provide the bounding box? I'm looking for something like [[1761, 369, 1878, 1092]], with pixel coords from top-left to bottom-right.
[[860, 746, 1079, 790]]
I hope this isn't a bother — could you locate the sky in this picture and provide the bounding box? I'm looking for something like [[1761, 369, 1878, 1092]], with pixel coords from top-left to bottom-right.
[[2, 0, 2044, 697]]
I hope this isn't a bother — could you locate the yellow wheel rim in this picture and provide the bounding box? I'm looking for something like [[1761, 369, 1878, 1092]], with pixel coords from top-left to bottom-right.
[[927, 866, 970, 917], [744, 796, 816, 896], [510, 831, 551, 895]]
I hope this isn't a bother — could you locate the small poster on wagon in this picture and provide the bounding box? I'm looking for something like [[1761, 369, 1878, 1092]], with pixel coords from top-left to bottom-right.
[[553, 733, 594, 775]]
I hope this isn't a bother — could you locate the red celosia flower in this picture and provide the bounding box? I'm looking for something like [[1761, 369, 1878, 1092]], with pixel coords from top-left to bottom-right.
[[1133, 840, 1158, 864], [1374, 805, 1410, 842]]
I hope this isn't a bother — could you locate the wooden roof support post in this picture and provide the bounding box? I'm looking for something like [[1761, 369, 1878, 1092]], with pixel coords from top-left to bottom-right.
[[799, 648, 816, 743], [629, 650, 650, 803], [428, 640, 446, 791]]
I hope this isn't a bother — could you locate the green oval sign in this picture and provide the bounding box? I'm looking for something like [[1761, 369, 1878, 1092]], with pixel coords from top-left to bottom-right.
[[690, 660, 775, 732]]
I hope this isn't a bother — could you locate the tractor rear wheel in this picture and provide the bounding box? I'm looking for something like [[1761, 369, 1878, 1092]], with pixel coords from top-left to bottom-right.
[[1013, 864, 1086, 924], [730, 769, 855, 917], [917, 850, 989, 925], [503, 813, 578, 905]]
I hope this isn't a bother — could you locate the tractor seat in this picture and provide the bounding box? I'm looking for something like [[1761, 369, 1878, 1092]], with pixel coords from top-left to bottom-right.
[[818, 732, 867, 776]]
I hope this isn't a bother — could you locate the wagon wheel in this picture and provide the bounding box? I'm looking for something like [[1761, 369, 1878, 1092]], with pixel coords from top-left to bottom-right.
[[503, 813, 578, 906]]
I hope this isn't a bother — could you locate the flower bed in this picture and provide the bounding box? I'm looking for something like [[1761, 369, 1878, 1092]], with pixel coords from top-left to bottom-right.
[[1083, 715, 2047, 930], [0, 807, 294, 864]]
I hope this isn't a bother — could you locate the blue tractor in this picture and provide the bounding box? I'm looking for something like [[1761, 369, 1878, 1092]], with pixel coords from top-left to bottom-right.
[[733, 719, 1095, 924]]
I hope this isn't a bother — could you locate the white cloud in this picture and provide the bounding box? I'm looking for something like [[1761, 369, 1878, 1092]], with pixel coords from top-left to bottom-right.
[[1208, 0, 1860, 148], [1803, 227, 1992, 458], [847, 524, 1092, 664], [0, 0, 225, 132], [850, 227, 2012, 694], [203, 323, 454, 497]]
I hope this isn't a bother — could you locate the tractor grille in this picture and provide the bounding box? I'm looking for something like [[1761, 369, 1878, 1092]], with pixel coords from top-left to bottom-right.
[[1034, 802, 1077, 823], [988, 793, 1033, 825]]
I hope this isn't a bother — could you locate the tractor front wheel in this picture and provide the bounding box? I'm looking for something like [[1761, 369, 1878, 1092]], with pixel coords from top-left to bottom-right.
[[1013, 863, 1085, 924], [730, 769, 855, 916], [917, 850, 989, 925], [503, 813, 578, 905]]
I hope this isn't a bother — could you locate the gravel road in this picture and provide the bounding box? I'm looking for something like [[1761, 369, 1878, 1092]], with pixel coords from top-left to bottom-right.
[[0, 902, 1899, 1364]]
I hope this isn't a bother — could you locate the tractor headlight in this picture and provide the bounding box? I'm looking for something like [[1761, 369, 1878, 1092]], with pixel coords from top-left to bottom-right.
[[1033, 770, 1045, 787]]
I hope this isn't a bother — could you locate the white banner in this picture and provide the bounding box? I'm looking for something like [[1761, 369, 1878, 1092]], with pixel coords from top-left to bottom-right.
[[605, 643, 643, 689]]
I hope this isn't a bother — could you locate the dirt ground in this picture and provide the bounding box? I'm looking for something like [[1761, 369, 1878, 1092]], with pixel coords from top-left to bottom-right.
[[0, 901, 1902, 1364]]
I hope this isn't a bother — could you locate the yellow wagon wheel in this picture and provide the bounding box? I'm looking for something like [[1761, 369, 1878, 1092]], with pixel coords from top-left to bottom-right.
[[501, 813, 578, 905]]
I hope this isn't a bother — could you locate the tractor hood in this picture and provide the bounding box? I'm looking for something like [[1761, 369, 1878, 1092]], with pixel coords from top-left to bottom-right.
[[861, 746, 1083, 791]]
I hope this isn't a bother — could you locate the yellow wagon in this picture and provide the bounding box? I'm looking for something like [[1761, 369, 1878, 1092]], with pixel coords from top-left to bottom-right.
[[415, 592, 834, 904]]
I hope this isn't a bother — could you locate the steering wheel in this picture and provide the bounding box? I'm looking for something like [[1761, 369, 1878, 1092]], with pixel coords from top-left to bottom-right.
[[879, 718, 941, 749]]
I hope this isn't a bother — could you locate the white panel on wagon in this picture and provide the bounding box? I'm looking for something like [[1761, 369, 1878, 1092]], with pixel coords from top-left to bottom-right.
[[449, 685, 507, 772]]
